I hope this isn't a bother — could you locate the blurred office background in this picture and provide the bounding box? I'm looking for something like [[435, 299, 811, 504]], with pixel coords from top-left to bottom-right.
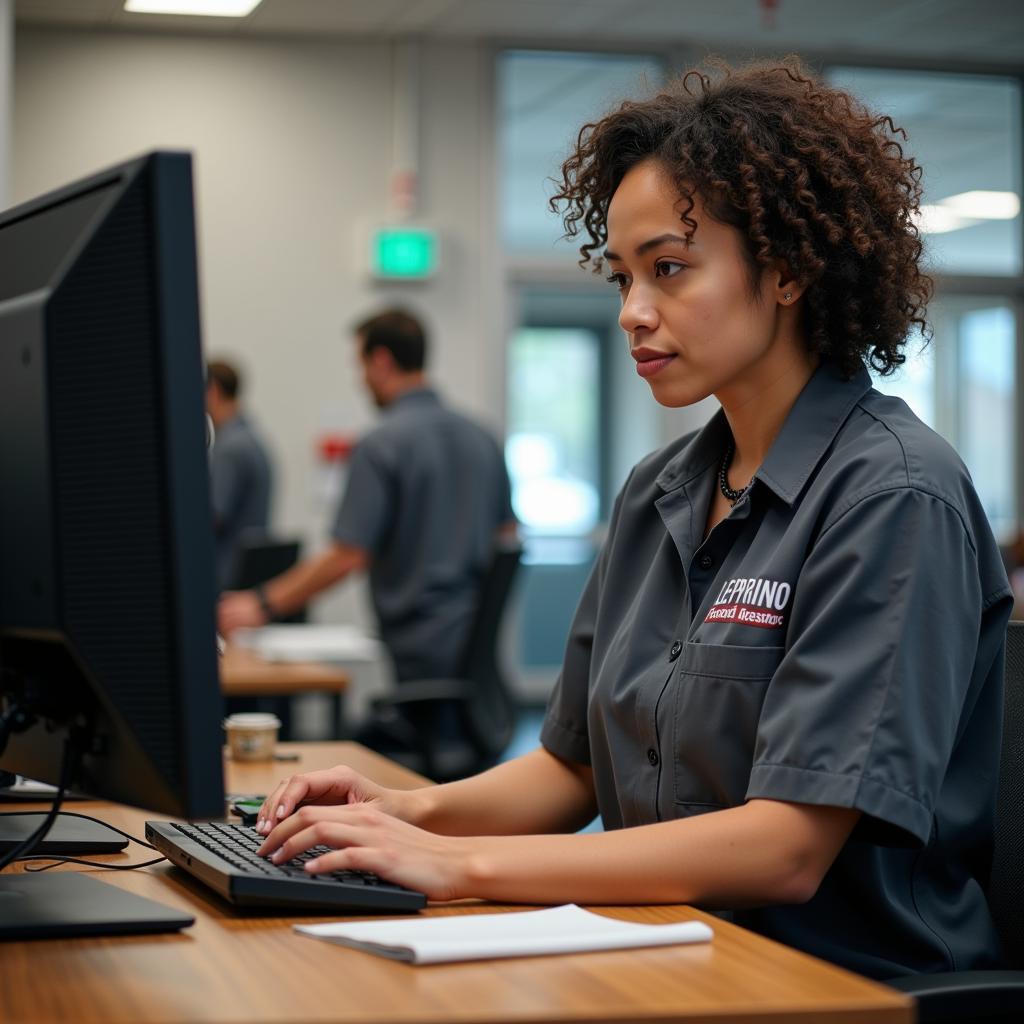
[[1, 1, 1021, 727]]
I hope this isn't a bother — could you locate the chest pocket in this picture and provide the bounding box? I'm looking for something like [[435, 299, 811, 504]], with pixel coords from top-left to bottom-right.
[[671, 642, 784, 810]]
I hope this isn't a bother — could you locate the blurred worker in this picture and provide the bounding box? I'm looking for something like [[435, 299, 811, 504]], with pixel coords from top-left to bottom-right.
[[217, 310, 515, 711], [206, 359, 274, 591]]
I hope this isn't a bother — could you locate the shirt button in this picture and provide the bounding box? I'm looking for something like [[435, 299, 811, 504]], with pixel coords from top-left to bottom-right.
[[698, 554, 713, 570], [647, 748, 659, 767], [669, 640, 682, 661]]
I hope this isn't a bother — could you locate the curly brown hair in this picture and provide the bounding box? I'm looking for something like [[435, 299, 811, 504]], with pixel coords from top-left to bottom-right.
[[550, 57, 932, 377]]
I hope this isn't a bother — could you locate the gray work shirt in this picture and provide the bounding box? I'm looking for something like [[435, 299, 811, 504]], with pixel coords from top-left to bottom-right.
[[541, 361, 1012, 979], [209, 413, 273, 591], [331, 388, 513, 681]]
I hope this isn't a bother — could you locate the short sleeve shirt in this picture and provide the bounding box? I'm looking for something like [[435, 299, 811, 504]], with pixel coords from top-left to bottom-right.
[[209, 414, 273, 591], [541, 361, 1011, 979], [331, 388, 514, 681]]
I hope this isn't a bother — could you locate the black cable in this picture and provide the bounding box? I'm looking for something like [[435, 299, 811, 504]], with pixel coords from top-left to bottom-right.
[[0, 732, 77, 872], [2, 808, 166, 872], [19, 854, 166, 873], [0, 710, 162, 875]]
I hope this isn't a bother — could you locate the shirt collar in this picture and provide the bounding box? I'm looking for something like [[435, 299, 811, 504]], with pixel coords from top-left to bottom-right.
[[383, 386, 440, 414], [216, 412, 246, 436], [656, 361, 872, 505]]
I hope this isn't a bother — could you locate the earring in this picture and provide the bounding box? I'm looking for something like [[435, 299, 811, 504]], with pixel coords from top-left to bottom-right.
[[783, 292, 793, 302]]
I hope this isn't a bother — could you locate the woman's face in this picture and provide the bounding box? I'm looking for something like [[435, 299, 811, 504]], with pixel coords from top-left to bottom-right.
[[605, 158, 798, 409]]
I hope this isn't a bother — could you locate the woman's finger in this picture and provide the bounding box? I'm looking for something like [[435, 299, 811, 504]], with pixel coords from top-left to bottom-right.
[[265, 818, 356, 864], [256, 768, 358, 834], [302, 843, 384, 876], [257, 803, 360, 856], [256, 778, 293, 833]]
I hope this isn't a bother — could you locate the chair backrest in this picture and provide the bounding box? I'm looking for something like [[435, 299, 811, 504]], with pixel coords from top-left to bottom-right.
[[228, 535, 300, 590], [226, 535, 306, 624], [990, 620, 1024, 966], [456, 544, 523, 762]]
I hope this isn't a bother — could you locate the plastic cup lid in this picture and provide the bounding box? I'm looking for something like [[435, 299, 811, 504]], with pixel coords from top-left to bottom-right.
[[223, 713, 281, 729]]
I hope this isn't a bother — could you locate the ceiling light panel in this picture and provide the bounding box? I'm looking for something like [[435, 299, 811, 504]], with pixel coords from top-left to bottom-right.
[[124, 1, 263, 16], [939, 190, 1021, 220]]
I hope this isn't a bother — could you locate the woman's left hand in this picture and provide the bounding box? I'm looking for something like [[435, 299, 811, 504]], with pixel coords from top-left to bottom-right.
[[257, 803, 474, 901]]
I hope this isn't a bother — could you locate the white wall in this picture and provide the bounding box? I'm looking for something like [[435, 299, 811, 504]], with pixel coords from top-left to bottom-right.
[[13, 26, 503, 627], [0, 1, 10, 207]]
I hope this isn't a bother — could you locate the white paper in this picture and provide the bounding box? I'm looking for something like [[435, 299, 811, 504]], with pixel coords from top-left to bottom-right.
[[0, 775, 60, 796], [0, 775, 91, 801], [295, 904, 713, 964], [232, 624, 383, 663]]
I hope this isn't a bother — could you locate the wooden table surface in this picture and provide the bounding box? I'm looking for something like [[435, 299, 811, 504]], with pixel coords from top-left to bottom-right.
[[0, 743, 914, 1024], [219, 644, 350, 697]]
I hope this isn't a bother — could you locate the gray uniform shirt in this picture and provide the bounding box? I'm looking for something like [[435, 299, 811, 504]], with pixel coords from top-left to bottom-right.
[[331, 388, 513, 681], [542, 361, 1011, 979], [209, 413, 273, 590]]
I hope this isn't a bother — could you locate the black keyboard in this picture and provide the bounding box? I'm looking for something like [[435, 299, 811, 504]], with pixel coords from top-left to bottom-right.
[[145, 820, 426, 912]]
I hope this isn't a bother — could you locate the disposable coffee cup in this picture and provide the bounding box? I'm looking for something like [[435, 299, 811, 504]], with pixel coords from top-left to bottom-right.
[[223, 712, 281, 762]]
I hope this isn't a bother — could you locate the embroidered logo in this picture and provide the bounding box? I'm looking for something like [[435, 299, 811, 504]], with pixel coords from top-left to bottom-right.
[[704, 576, 791, 630]]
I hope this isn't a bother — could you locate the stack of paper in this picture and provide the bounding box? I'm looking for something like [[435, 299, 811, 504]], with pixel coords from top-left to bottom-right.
[[295, 904, 713, 964], [232, 624, 383, 664]]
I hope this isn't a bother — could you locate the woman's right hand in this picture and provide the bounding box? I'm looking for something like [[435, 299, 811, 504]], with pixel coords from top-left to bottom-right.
[[254, 765, 423, 835]]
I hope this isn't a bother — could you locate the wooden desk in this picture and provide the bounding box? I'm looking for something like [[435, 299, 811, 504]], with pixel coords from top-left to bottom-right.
[[219, 644, 350, 698], [0, 743, 913, 1024]]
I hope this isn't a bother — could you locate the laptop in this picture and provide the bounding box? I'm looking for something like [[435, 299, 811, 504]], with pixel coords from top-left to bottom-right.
[[0, 813, 128, 855], [0, 874, 194, 940]]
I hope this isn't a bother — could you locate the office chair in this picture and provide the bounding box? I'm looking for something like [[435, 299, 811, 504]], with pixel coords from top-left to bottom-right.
[[227, 533, 306, 624], [886, 619, 1024, 1022], [367, 544, 523, 782]]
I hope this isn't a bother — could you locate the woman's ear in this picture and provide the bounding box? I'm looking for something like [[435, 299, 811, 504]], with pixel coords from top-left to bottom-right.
[[773, 263, 805, 307]]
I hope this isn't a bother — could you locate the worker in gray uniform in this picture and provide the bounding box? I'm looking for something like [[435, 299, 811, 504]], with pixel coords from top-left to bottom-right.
[[206, 359, 274, 592], [251, 59, 1011, 981], [218, 310, 515, 715]]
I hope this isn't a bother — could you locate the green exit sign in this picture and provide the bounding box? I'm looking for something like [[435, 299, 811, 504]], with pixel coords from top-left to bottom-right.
[[371, 227, 438, 279]]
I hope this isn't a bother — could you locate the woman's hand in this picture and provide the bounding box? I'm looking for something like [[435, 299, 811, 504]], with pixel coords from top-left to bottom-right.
[[256, 803, 473, 902], [254, 765, 427, 836]]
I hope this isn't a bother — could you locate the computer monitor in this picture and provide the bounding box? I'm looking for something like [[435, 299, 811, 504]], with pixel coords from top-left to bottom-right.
[[0, 151, 225, 826]]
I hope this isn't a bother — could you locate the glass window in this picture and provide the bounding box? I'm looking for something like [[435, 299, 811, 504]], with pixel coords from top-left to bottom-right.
[[874, 334, 936, 429], [827, 67, 1022, 276], [506, 325, 603, 670], [955, 302, 1016, 539], [498, 51, 663, 256], [873, 298, 1017, 541], [506, 327, 600, 540]]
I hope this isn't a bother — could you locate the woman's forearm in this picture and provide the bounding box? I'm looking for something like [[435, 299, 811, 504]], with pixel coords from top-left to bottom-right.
[[409, 747, 598, 837], [455, 799, 860, 907]]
